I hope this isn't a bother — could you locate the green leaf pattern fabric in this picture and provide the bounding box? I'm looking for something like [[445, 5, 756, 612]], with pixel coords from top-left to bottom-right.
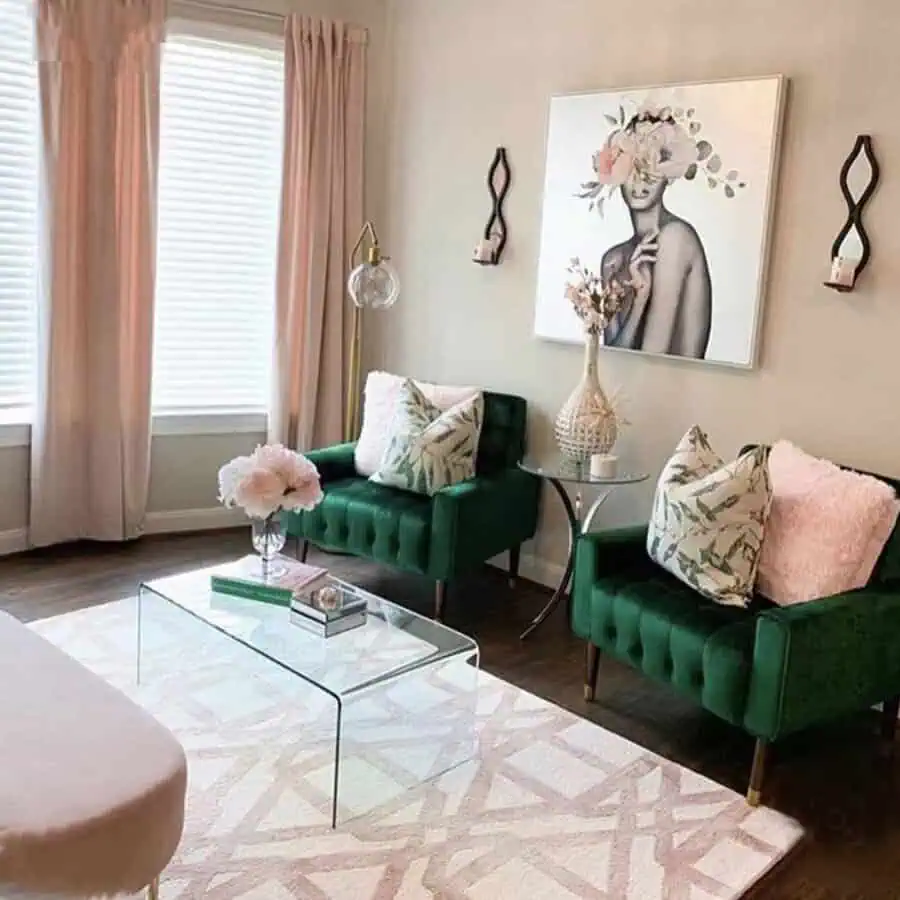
[[371, 379, 484, 496], [647, 426, 772, 607]]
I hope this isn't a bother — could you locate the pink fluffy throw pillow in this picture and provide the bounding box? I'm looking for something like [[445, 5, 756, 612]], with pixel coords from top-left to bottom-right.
[[757, 441, 900, 606]]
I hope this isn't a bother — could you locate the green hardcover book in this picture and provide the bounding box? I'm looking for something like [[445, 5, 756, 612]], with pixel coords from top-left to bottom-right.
[[210, 555, 328, 606], [209, 577, 291, 606]]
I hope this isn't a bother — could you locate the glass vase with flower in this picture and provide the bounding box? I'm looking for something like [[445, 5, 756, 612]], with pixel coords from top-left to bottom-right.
[[218, 444, 324, 578]]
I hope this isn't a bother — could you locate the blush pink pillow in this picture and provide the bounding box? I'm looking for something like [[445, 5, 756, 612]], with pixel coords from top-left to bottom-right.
[[757, 441, 900, 606]]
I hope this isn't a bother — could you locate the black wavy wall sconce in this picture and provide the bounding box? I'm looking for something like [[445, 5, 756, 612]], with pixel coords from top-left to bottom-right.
[[824, 135, 880, 293], [473, 147, 512, 266]]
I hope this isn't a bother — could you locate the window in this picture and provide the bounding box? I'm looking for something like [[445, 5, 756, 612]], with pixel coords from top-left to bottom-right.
[[0, 0, 39, 416], [152, 27, 284, 417]]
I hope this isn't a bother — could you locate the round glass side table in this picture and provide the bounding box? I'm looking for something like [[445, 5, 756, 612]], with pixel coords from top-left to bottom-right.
[[518, 456, 649, 640]]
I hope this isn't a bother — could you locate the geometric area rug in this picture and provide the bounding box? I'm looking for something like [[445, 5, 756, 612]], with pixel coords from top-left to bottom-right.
[[29, 600, 803, 900]]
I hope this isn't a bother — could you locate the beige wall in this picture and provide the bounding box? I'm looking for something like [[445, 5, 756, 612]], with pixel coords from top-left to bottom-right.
[[376, 0, 900, 576], [0, 448, 28, 534], [0, 0, 387, 547], [0, 435, 260, 539], [147, 434, 262, 513]]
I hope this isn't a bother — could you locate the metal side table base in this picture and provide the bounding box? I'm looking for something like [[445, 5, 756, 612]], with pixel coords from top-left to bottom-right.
[[519, 484, 612, 640]]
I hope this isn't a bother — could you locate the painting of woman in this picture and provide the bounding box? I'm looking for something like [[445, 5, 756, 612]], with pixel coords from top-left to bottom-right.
[[534, 77, 786, 368], [581, 107, 716, 359]]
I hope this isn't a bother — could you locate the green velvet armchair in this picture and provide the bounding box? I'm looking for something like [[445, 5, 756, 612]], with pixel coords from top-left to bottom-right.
[[573, 467, 900, 807], [284, 391, 541, 620]]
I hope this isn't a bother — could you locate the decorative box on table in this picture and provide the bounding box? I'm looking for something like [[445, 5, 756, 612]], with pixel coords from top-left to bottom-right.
[[290, 583, 367, 638]]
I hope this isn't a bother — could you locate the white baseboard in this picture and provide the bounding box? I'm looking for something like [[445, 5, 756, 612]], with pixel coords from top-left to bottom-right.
[[488, 551, 565, 590], [0, 528, 27, 556], [143, 506, 247, 535]]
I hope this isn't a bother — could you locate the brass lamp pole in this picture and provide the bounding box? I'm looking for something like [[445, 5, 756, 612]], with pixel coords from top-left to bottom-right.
[[344, 221, 400, 441]]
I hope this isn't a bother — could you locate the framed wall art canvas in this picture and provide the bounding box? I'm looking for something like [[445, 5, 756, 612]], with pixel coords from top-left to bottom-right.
[[534, 75, 786, 368]]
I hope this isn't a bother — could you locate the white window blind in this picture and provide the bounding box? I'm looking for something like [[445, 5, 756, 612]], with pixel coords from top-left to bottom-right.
[[152, 27, 284, 416], [0, 0, 39, 414]]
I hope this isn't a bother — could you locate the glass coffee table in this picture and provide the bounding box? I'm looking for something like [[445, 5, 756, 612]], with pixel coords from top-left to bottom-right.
[[137, 565, 479, 827]]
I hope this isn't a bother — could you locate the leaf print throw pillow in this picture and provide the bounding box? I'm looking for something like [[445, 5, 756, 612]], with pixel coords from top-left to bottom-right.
[[646, 426, 773, 607], [371, 379, 484, 496]]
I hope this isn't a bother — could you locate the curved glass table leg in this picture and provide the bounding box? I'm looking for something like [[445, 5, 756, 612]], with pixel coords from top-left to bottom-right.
[[520, 478, 577, 640]]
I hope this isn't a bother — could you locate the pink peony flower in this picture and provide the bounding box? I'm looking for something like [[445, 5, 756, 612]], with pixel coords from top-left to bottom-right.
[[217, 444, 323, 519], [593, 147, 616, 178], [217, 454, 254, 507], [233, 468, 286, 519], [592, 142, 634, 186], [630, 119, 697, 181], [282, 473, 324, 512]]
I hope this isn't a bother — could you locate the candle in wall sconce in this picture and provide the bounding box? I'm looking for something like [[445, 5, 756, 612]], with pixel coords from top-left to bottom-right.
[[473, 235, 499, 264], [823, 135, 880, 293], [829, 256, 859, 289], [473, 147, 512, 266]]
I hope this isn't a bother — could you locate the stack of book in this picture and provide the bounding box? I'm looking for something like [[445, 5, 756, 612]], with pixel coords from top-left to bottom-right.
[[290, 583, 367, 638], [210, 555, 328, 606]]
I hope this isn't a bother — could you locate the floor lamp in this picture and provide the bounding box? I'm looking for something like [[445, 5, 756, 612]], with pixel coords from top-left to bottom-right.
[[345, 222, 400, 441]]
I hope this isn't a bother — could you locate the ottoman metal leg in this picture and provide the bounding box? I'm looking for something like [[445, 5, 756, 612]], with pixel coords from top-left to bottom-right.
[[148, 876, 160, 900]]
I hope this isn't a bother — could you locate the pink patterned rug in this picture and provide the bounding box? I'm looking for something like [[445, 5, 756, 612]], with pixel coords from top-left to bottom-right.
[[33, 600, 802, 899]]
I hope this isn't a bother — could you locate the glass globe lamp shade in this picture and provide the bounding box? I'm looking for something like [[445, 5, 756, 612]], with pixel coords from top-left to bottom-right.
[[347, 259, 400, 309]]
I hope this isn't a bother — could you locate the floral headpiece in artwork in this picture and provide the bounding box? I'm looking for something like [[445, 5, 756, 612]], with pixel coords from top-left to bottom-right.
[[578, 101, 746, 215]]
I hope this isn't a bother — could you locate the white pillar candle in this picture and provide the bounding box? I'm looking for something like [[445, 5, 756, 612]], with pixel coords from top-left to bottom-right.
[[590, 453, 618, 479], [473, 238, 495, 263], [830, 255, 858, 287]]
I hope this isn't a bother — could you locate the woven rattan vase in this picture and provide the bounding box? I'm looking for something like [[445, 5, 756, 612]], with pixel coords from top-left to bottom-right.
[[554, 331, 618, 463]]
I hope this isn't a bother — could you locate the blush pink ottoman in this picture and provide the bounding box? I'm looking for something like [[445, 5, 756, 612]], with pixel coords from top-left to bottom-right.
[[0, 611, 187, 899]]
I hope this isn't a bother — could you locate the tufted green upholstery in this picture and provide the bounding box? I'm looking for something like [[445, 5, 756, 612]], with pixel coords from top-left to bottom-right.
[[573, 528, 763, 728], [284, 391, 541, 598], [293, 477, 433, 574], [573, 463, 900, 748], [475, 392, 527, 476]]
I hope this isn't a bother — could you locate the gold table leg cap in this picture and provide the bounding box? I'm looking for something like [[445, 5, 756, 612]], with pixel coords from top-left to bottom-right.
[[746, 788, 761, 807], [583, 686, 595, 702]]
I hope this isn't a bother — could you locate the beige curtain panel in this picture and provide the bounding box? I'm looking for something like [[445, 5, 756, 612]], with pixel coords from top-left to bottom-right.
[[269, 16, 367, 451], [30, 0, 165, 547]]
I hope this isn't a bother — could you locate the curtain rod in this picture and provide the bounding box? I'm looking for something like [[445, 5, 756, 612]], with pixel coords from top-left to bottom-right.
[[175, 0, 284, 23]]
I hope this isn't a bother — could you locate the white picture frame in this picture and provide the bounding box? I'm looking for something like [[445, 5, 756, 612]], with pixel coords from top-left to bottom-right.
[[534, 75, 787, 369]]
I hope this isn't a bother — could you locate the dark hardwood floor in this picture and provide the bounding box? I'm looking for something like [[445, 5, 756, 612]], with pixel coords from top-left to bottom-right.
[[2, 530, 899, 899]]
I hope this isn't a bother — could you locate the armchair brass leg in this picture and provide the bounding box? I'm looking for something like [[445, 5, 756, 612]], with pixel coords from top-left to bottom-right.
[[508, 545, 521, 589], [584, 643, 600, 702], [881, 695, 900, 743], [747, 738, 769, 807], [148, 876, 160, 900], [435, 581, 447, 622]]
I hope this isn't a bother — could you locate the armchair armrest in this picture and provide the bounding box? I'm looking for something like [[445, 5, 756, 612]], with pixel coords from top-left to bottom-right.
[[572, 526, 648, 640], [429, 469, 541, 579], [745, 586, 900, 740], [306, 442, 358, 483]]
